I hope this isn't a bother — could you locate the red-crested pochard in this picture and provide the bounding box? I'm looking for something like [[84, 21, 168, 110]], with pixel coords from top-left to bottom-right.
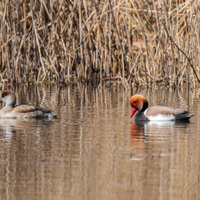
[[129, 94, 194, 121], [0, 90, 57, 119]]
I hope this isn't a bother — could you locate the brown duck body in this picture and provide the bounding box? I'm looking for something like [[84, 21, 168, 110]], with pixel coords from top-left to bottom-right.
[[0, 90, 53, 119]]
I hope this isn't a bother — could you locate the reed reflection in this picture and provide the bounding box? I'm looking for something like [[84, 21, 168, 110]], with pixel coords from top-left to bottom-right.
[[0, 85, 198, 200]]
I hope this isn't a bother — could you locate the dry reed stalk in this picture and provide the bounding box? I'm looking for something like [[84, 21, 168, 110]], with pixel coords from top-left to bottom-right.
[[33, 19, 46, 82], [78, 0, 84, 80]]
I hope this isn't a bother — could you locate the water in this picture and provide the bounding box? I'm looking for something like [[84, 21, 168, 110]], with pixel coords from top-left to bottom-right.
[[0, 85, 199, 200]]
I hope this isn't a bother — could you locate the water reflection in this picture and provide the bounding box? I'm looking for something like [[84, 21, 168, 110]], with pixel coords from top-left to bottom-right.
[[0, 118, 53, 143], [0, 85, 199, 200], [130, 120, 191, 154]]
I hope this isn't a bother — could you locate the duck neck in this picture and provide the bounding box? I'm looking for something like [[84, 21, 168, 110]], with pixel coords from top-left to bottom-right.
[[4, 101, 15, 108], [5, 97, 16, 108], [141, 100, 148, 112]]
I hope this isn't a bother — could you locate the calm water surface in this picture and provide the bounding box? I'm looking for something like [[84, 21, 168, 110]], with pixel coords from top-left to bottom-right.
[[0, 85, 199, 200]]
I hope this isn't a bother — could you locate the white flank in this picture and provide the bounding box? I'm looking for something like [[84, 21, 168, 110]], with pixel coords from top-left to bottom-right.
[[144, 109, 175, 121], [148, 114, 175, 121], [147, 121, 175, 126]]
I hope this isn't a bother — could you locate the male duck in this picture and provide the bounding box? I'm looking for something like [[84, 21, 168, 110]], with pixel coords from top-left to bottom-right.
[[129, 94, 194, 122]]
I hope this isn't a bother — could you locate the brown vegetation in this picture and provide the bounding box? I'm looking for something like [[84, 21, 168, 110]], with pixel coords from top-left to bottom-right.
[[0, 0, 199, 87]]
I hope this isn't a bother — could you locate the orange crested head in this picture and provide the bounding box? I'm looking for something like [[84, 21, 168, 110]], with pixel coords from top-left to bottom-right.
[[129, 95, 147, 109], [129, 95, 148, 118]]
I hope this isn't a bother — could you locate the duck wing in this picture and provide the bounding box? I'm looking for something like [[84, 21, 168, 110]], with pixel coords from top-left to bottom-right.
[[171, 108, 194, 120], [146, 106, 194, 120], [146, 106, 174, 116], [14, 104, 40, 113]]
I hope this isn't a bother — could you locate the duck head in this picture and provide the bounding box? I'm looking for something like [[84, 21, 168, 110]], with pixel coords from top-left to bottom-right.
[[129, 95, 148, 118], [0, 90, 16, 107]]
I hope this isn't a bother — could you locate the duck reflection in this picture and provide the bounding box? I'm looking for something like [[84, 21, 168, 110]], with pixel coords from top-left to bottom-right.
[[0, 118, 53, 143], [130, 123, 146, 150], [130, 120, 190, 151]]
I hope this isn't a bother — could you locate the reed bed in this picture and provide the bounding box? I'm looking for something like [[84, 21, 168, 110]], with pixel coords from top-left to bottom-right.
[[0, 0, 199, 87]]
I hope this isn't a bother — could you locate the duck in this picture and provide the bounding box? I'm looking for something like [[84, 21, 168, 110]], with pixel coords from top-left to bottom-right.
[[0, 90, 56, 119], [129, 94, 194, 122]]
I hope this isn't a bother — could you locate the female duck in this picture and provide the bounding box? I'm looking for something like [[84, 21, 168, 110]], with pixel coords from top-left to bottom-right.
[[0, 90, 55, 118], [129, 94, 194, 122]]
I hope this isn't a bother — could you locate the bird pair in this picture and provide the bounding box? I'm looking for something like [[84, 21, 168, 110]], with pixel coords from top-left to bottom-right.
[[0, 90, 194, 121]]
